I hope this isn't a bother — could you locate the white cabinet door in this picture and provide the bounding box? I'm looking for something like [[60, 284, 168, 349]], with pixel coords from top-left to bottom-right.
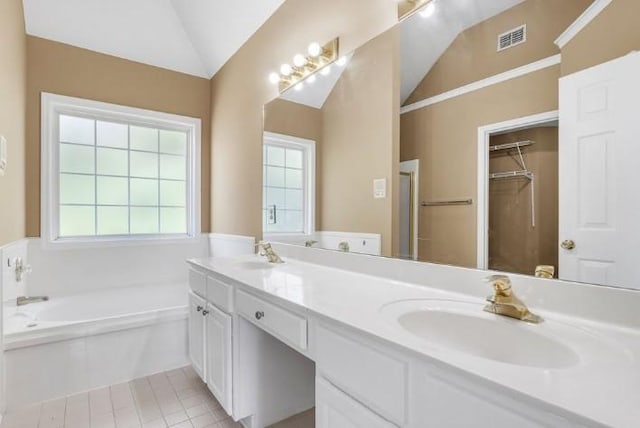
[[559, 52, 640, 289], [316, 377, 397, 428], [188, 291, 206, 379], [205, 303, 233, 415]]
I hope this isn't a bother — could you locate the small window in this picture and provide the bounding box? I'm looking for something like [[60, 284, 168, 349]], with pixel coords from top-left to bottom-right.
[[262, 132, 315, 235], [41, 93, 201, 246]]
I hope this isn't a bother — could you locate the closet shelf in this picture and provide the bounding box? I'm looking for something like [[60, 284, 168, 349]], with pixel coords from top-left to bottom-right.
[[489, 140, 535, 152], [489, 170, 534, 180]]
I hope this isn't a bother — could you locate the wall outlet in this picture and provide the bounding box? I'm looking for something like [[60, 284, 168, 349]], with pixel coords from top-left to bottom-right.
[[0, 135, 7, 176], [373, 178, 387, 199]]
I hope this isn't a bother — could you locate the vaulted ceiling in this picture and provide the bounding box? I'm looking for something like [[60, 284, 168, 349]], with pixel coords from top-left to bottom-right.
[[401, 0, 526, 103], [22, 0, 286, 78]]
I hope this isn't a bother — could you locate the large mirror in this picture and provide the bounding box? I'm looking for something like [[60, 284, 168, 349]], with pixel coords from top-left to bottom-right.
[[263, 0, 640, 292]]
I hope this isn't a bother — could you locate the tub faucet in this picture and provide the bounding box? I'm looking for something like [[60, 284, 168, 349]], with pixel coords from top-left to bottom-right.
[[305, 240, 318, 247], [483, 275, 542, 323], [17, 295, 49, 306], [256, 241, 284, 264]]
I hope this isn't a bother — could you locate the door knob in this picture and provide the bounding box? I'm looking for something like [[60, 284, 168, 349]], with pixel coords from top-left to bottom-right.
[[255, 311, 265, 320], [561, 240, 576, 250], [196, 306, 203, 312]]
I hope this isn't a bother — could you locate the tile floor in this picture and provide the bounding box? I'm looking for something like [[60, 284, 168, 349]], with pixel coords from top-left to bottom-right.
[[1, 366, 313, 428]]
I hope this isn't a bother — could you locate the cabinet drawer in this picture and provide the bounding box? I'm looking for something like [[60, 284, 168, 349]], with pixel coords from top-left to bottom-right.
[[316, 325, 407, 426], [207, 276, 233, 312], [189, 268, 206, 298], [236, 290, 307, 351]]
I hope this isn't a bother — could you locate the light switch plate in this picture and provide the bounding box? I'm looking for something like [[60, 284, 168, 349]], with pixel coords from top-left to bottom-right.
[[373, 178, 387, 199], [0, 135, 6, 176]]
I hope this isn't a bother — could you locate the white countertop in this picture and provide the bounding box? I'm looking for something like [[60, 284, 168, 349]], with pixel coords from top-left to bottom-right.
[[188, 255, 640, 427]]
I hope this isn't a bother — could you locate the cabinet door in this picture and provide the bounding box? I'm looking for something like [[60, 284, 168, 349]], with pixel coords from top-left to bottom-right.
[[205, 303, 233, 415], [316, 377, 397, 428], [188, 291, 206, 379]]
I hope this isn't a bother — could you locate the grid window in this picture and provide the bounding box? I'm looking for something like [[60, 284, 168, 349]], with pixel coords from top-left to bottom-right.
[[58, 115, 188, 237], [262, 135, 314, 235], [42, 94, 200, 245]]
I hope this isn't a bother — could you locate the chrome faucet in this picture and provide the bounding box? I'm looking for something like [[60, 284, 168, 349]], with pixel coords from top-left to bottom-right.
[[17, 295, 49, 306], [305, 240, 318, 248], [256, 241, 284, 264], [12, 257, 32, 282], [338, 241, 350, 252], [483, 275, 542, 323]]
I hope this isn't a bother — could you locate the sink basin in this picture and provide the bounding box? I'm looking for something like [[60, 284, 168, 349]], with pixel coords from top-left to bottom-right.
[[232, 261, 277, 271], [381, 299, 580, 369]]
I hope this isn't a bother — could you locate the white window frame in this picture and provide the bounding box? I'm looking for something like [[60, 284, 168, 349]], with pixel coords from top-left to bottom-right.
[[41, 93, 201, 248], [262, 131, 316, 238]]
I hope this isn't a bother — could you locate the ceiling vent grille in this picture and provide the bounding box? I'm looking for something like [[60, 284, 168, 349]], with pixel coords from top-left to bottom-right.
[[497, 25, 527, 51]]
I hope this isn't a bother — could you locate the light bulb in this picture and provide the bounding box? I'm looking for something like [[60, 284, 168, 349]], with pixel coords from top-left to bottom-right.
[[293, 54, 307, 68], [336, 56, 348, 67], [307, 74, 316, 84], [308, 42, 322, 57], [268, 72, 280, 84], [294, 82, 304, 91], [419, 1, 436, 18], [320, 65, 332, 76], [280, 63, 292, 76]]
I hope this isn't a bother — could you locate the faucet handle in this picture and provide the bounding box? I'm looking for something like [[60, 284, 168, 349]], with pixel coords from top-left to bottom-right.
[[484, 274, 512, 296]]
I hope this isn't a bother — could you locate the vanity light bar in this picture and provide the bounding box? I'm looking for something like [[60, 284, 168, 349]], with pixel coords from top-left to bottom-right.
[[269, 38, 340, 94]]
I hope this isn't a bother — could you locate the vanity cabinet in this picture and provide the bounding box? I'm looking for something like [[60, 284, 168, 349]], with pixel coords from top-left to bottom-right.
[[205, 303, 233, 415], [188, 291, 206, 379], [188, 260, 597, 428]]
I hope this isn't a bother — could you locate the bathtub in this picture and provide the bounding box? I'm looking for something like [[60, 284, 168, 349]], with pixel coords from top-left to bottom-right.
[[3, 282, 191, 410]]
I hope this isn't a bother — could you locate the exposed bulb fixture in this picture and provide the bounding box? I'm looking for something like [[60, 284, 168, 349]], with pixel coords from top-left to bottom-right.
[[308, 42, 322, 57], [293, 54, 307, 68], [419, 1, 436, 18], [336, 56, 348, 67], [268, 38, 339, 93], [280, 63, 293, 76], [269, 72, 280, 84]]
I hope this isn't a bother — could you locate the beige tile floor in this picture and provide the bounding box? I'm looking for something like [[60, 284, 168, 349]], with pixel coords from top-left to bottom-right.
[[1, 366, 314, 428]]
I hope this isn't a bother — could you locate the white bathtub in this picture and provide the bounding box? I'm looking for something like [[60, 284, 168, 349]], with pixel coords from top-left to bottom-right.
[[3, 282, 190, 410]]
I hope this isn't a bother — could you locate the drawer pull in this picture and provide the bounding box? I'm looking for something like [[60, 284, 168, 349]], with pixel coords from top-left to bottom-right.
[[196, 306, 203, 312], [202, 310, 209, 316], [255, 311, 265, 320]]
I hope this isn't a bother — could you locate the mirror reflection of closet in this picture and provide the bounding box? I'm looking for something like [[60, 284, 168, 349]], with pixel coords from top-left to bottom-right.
[[488, 124, 558, 277]]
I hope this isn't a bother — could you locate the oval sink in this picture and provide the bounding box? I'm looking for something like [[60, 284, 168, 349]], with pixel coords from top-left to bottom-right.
[[382, 299, 580, 369]]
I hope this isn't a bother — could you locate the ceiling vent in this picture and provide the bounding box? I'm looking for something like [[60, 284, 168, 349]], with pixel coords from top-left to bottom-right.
[[497, 25, 527, 52]]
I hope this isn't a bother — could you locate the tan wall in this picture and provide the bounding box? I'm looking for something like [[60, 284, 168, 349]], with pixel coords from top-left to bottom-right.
[[263, 98, 323, 228], [320, 28, 400, 257], [209, 0, 398, 239], [25, 36, 212, 236], [400, 66, 559, 267], [0, 0, 27, 246], [561, 0, 640, 76], [489, 127, 558, 276], [264, 98, 322, 142], [405, 0, 591, 105]]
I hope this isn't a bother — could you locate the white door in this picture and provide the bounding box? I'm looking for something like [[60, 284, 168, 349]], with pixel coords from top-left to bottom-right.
[[559, 52, 640, 289], [188, 291, 206, 378], [205, 303, 233, 415], [316, 377, 397, 428]]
